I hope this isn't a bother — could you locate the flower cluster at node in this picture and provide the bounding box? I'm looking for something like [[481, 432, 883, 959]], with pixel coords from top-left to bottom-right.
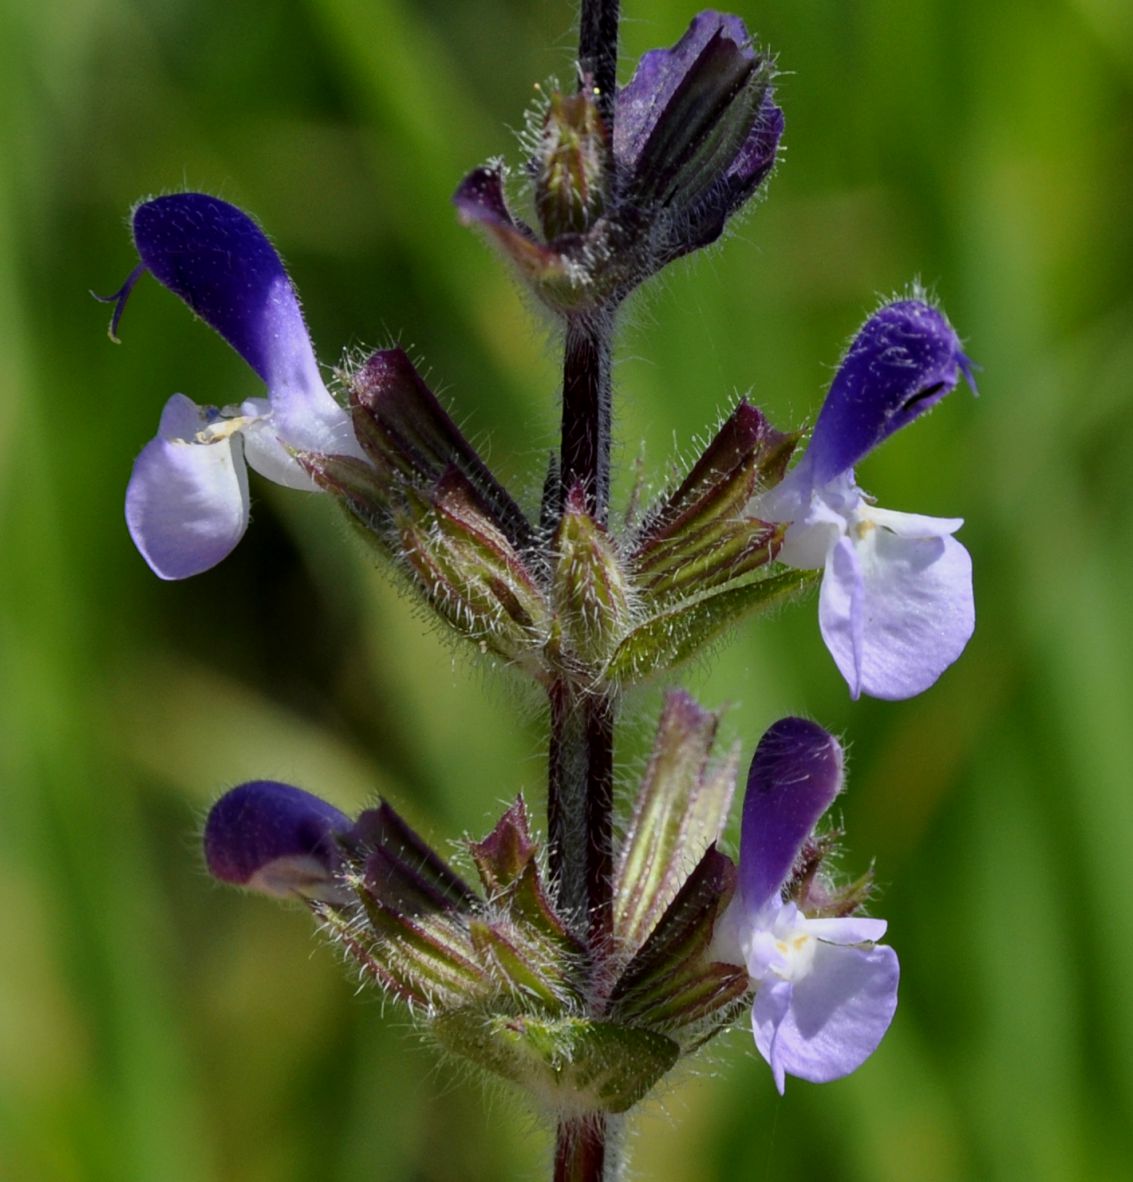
[[455, 10, 782, 309], [106, 196, 976, 702], [203, 708, 897, 1096]]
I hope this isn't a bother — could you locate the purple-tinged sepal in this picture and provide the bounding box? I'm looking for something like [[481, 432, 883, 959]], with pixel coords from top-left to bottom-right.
[[710, 719, 899, 1093], [204, 781, 353, 902], [468, 796, 583, 965], [399, 468, 551, 668], [454, 167, 585, 306], [613, 692, 737, 958], [752, 299, 976, 699], [112, 194, 366, 579], [616, 10, 782, 257], [601, 694, 752, 1050], [595, 401, 810, 687], [611, 846, 749, 1048], [301, 348, 550, 670], [633, 399, 796, 606], [346, 348, 534, 555]]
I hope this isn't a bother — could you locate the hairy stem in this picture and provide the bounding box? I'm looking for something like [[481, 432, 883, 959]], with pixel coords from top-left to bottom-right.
[[547, 6, 624, 1182], [559, 314, 613, 525], [547, 683, 615, 947], [578, 0, 620, 124], [554, 1116, 613, 1182]]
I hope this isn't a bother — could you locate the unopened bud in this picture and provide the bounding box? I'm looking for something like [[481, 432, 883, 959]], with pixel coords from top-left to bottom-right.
[[400, 469, 550, 666], [534, 87, 610, 239], [552, 484, 633, 666]]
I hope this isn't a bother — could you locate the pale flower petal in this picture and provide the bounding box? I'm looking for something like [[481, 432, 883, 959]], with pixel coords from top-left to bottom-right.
[[238, 400, 319, 491], [820, 521, 974, 700], [757, 942, 899, 1089], [802, 915, 888, 944], [126, 394, 250, 580], [866, 504, 963, 538], [751, 978, 794, 1094]]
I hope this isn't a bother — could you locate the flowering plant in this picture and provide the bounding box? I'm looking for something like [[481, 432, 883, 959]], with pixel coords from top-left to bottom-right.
[[102, 4, 973, 1178]]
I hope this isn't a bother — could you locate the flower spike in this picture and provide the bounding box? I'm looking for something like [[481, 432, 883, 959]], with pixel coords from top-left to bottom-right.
[[711, 719, 899, 1093], [753, 299, 976, 700]]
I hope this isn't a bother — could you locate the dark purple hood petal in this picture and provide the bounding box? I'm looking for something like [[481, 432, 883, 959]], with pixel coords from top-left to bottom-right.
[[132, 193, 317, 388], [204, 780, 351, 897], [808, 300, 975, 486], [739, 718, 843, 911]]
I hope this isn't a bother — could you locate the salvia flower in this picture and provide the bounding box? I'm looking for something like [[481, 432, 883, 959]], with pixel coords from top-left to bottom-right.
[[752, 300, 976, 700], [710, 717, 899, 1093], [454, 10, 782, 309], [204, 780, 353, 903], [105, 193, 365, 579]]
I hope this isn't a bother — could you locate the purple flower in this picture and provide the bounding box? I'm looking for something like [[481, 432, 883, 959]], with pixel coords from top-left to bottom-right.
[[204, 780, 353, 902], [109, 194, 365, 579], [753, 300, 976, 700], [710, 718, 898, 1093]]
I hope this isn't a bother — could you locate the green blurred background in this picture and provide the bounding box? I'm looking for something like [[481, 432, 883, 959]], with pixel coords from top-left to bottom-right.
[[2, 0, 1131, 1178]]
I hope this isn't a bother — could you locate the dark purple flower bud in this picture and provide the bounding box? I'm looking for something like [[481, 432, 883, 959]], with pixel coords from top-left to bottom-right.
[[204, 781, 352, 901], [739, 718, 843, 912], [807, 300, 976, 486]]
